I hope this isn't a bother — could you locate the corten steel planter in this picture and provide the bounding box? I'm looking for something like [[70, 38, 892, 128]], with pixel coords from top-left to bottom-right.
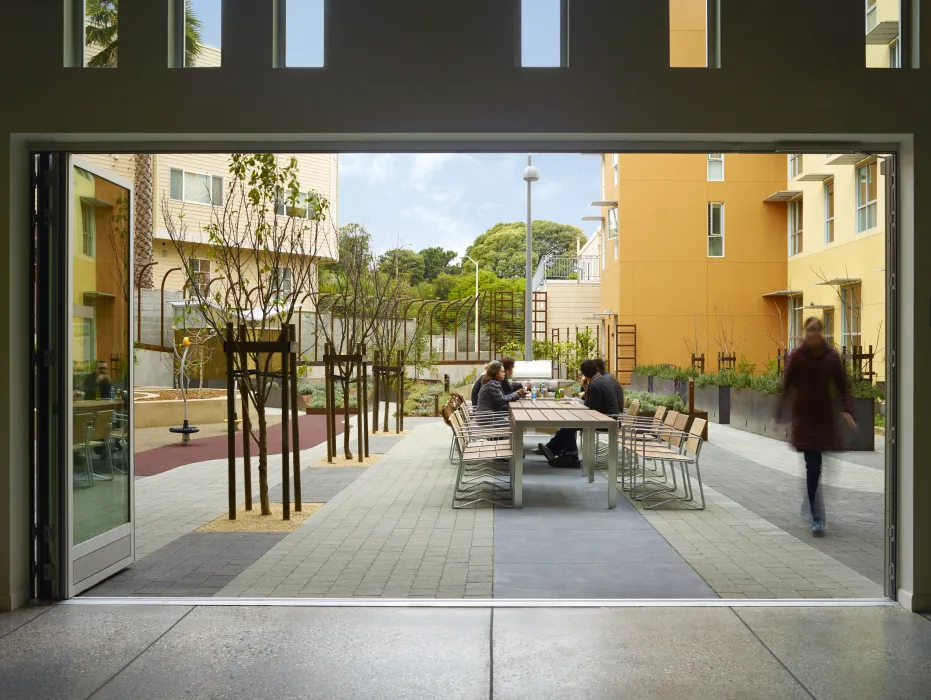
[[630, 374, 651, 393], [694, 385, 731, 424], [729, 389, 875, 451], [730, 389, 790, 442]]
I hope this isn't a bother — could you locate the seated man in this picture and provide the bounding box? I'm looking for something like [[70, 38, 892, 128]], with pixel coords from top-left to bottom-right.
[[470, 356, 522, 406], [594, 358, 624, 412], [82, 360, 113, 400], [537, 359, 619, 466]]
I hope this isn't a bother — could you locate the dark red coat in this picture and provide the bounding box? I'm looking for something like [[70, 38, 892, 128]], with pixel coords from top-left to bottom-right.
[[777, 345, 853, 452]]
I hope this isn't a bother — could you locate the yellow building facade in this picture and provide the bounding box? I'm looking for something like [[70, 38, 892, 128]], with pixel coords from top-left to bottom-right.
[[597, 153, 790, 374]]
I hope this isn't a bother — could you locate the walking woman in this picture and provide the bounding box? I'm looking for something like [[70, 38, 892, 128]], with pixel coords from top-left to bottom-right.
[[776, 316, 856, 537]]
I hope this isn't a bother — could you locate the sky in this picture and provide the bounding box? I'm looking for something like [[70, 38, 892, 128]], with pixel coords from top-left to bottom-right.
[[190, 1, 586, 256], [192, 0, 558, 68], [338, 154, 601, 256]]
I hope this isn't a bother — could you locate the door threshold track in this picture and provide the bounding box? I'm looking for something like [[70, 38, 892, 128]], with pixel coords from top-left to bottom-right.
[[63, 596, 898, 608]]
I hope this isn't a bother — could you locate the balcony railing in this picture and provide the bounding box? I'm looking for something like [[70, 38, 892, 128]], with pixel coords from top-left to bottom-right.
[[542, 255, 600, 282]]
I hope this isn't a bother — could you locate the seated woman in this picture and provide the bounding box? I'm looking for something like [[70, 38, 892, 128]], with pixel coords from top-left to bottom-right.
[[471, 356, 522, 407], [475, 360, 526, 423]]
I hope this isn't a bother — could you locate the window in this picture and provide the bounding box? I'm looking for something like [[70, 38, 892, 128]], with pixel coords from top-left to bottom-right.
[[600, 225, 606, 271], [276, 190, 319, 219], [612, 153, 619, 187], [188, 258, 211, 296], [707, 203, 724, 257], [169, 168, 224, 206], [823, 308, 835, 348], [607, 207, 619, 260], [788, 296, 804, 348], [788, 153, 803, 179], [285, 0, 325, 67], [841, 284, 862, 350], [856, 161, 878, 232], [521, 0, 564, 67], [273, 267, 294, 297], [600, 155, 606, 198], [789, 198, 803, 256], [80, 202, 95, 256], [824, 180, 835, 243], [889, 40, 901, 68], [707, 153, 724, 181], [866, 1, 878, 33]]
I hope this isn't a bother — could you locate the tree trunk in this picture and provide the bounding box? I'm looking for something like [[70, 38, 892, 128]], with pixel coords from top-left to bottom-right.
[[133, 154, 154, 288], [342, 375, 353, 459], [257, 405, 271, 515]]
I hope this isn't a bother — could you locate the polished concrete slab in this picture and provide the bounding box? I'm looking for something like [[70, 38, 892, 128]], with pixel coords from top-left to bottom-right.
[[0, 603, 52, 639], [736, 607, 931, 700], [90, 606, 490, 700], [0, 604, 192, 700], [2, 603, 929, 699], [492, 607, 811, 699]]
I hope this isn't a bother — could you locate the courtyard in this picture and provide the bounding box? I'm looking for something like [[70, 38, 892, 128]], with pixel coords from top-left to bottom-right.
[[84, 412, 885, 601]]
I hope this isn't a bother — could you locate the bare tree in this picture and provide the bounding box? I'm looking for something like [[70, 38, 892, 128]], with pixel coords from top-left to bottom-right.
[[765, 298, 789, 352], [313, 226, 409, 457], [163, 154, 331, 516], [682, 313, 706, 363], [709, 305, 750, 358]]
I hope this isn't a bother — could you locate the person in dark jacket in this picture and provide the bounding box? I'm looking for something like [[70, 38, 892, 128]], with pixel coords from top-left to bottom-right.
[[539, 359, 619, 464], [475, 361, 526, 417], [471, 356, 523, 406], [775, 316, 856, 537], [82, 360, 113, 400], [594, 358, 624, 411]]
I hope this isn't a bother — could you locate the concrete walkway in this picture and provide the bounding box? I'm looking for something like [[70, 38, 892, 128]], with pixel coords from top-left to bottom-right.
[[3, 603, 931, 699]]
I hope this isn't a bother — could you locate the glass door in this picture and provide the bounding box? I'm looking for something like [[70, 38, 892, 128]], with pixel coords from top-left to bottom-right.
[[67, 156, 134, 595]]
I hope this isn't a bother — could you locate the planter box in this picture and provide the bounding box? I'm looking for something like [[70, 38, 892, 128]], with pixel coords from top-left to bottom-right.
[[266, 389, 310, 411], [730, 389, 789, 442], [652, 378, 675, 398], [630, 374, 651, 393], [694, 385, 730, 424], [134, 396, 229, 429], [729, 389, 875, 451]]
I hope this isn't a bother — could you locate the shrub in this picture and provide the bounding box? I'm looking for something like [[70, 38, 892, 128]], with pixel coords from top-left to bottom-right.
[[625, 389, 686, 416], [404, 381, 448, 416]]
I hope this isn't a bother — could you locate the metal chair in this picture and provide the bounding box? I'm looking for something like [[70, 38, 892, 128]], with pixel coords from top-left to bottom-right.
[[72, 413, 94, 489], [448, 411, 513, 509], [86, 410, 116, 482]]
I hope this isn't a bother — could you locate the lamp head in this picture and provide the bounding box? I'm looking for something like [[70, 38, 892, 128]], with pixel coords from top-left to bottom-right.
[[522, 165, 540, 182]]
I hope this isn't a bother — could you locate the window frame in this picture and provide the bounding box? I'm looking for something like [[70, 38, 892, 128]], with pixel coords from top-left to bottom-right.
[[80, 201, 96, 257], [169, 167, 224, 206], [707, 153, 724, 181], [188, 258, 211, 296], [612, 153, 619, 187], [788, 153, 803, 179], [824, 179, 835, 243], [866, 0, 878, 33], [788, 295, 804, 349], [823, 307, 835, 348], [856, 161, 878, 233], [841, 284, 863, 351], [707, 202, 725, 257], [788, 197, 804, 256], [889, 40, 901, 68], [272, 266, 294, 298]]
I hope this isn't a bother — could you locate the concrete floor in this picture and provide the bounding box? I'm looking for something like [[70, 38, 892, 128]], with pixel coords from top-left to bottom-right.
[[1, 603, 930, 699]]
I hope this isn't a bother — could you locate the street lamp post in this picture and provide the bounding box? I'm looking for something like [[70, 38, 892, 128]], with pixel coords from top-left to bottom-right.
[[522, 155, 540, 362], [462, 255, 479, 354]]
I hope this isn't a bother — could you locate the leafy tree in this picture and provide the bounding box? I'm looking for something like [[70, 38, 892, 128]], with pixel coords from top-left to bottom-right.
[[431, 272, 460, 300], [331, 223, 373, 277], [85, 0, 203, 68], [448, 269, 523, 300], [465, 221, 585, 279], [379, 248, 425, 284], [420, 246, 459, 281]]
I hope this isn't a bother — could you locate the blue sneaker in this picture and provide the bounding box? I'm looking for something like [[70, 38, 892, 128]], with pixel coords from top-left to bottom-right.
[[812, 518, 825, 537]]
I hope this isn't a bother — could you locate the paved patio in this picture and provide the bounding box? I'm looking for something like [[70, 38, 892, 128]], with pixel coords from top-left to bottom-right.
[[85, 413, 886, 600]]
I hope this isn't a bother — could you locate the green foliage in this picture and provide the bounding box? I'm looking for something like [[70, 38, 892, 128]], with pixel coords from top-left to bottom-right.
[[626, 390, 687, 417], [500, 333, 600, 373], [633, 364, 695, 381], [749, 368, 782, 396], [448, 269, 523, 300], [379, 248, 425, 284], [86, 1, 202, 68], [404, 381, 448, 416], [736, 356, 757, 376], [464, 221, 585, 279], [874, 412, 885, 428], [421, 247, 459, 281]]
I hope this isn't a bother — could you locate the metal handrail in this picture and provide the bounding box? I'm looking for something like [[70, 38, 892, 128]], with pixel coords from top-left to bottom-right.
[[536, 255, 601, 285]]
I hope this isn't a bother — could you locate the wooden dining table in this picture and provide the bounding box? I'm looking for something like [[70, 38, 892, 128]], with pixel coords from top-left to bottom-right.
[[508, 398, 618, 509]]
